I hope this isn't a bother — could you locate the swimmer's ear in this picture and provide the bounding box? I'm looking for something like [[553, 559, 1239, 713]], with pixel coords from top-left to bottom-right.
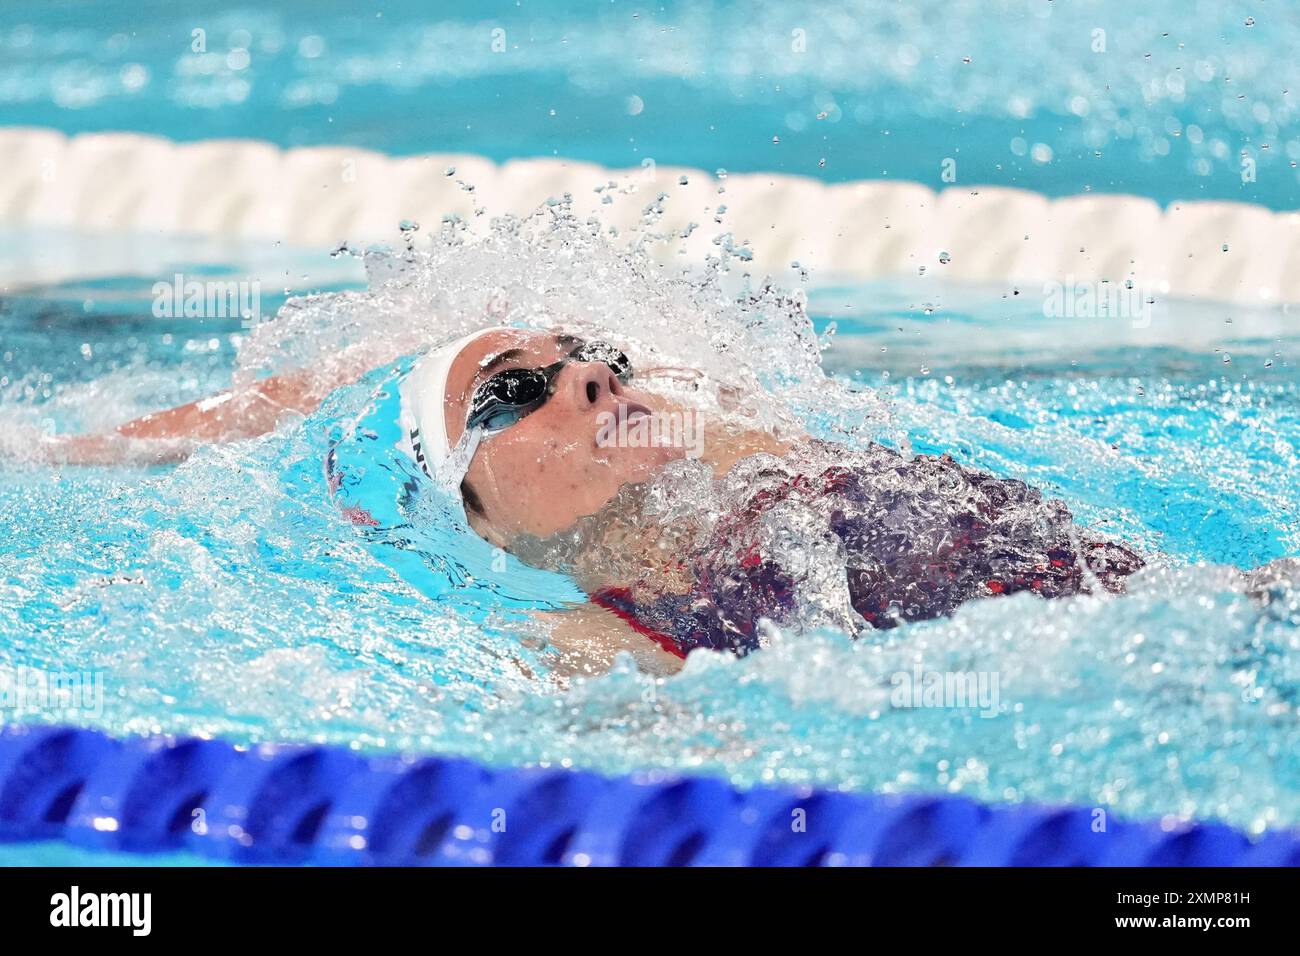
[[469, 515, 510, 552], [461, 478, 486, 518], [461, 478, 508, 549]]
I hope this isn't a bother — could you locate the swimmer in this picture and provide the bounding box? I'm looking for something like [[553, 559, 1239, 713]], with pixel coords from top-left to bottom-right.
[[36, 325, 1299, 676]]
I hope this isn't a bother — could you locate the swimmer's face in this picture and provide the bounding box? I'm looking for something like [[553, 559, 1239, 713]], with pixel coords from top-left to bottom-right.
[[443, 329, 684, 543]]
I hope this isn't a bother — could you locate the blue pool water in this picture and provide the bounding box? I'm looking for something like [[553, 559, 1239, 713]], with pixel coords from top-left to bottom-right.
[[0, 840, 219, 867], [1, 0, 1299, 866], [2, 0, 1298, 208], [1, 210, 1298, 842]]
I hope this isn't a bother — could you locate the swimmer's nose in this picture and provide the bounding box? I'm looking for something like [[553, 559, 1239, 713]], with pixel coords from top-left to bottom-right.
[[567, 360, 625, 407]]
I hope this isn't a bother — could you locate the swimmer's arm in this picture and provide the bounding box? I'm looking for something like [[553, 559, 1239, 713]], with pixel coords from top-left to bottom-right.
[[532, 604, 684, 678], [34, 346, 382, 465], [119, 367, 327, 442], [32, 370, 327, 465]]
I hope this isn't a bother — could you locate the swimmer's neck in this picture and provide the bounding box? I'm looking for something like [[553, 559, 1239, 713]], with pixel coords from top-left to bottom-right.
[[694, 423, 794, 477]]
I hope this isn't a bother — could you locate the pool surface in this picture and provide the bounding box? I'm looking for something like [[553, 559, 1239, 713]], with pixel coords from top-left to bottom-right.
[[1, 1, 1298, 867], [2, 209, 1297, 848], [2, 0, 1297, 209]]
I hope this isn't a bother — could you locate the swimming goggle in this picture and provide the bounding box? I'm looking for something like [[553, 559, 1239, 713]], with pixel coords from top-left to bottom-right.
[[465, 340, 633, 434]]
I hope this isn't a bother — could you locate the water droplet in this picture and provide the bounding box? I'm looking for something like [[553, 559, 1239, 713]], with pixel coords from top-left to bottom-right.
[[444, 166, 456, 176], [772, 135, 780, 145], [938, 251, 951, 265]]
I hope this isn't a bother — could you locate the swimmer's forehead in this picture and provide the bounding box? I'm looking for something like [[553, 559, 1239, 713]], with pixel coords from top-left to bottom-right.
[[450, 329, 581, 398]]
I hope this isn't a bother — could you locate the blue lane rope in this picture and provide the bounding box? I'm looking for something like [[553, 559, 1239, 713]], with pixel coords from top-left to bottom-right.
[[0, 725, 1295, 866]]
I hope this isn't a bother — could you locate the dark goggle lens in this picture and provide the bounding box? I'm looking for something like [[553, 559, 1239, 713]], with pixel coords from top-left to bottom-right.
[[571, 342, 632, 382], [477, 407, 528, 431], [465, 341, 633, 434], [468, 368, 548, 430], [482, 367, 549, 404]]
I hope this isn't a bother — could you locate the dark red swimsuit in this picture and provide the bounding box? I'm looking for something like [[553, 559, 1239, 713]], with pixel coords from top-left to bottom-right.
[[593, 448, 1144, 658], [330, 440, 1144, 660]]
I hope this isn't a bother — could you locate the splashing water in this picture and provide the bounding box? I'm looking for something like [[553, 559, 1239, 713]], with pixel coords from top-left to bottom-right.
[[1, 202, 1299, 835]]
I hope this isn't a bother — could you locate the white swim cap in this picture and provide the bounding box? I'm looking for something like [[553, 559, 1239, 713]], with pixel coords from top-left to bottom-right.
[[397, 327, 505, 480]]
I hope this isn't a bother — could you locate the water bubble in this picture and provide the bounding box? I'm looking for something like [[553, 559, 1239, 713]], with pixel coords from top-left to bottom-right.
[[298, 35, 326, 59], [120, 63, 150, 92]]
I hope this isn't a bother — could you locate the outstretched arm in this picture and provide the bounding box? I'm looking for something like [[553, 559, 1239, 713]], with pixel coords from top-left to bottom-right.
[[532, 603, 685, 678], [34, 349, 379, 467]]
